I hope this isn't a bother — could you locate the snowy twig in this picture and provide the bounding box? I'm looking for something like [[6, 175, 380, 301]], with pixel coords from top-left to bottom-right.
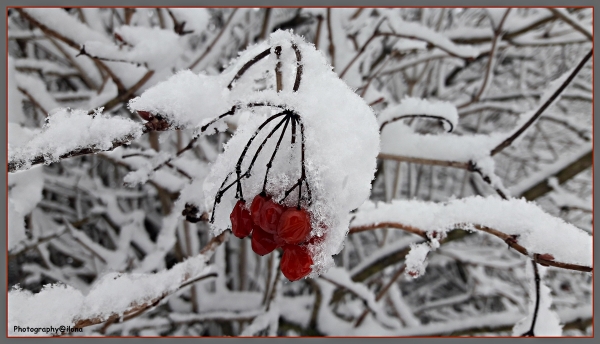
[[8, 129, 145, 174], [349, 222, 591, 272], [354, 264, 406, 327], [73, 272, 218, 330], [189, 9, 238, 70], [16, 9, 126, 94], [17, 86, 49, 115], [490, 48, 592, 156], [548, 9, 592, 41], [457, 9, 510, 109], [98, 70, 155, 112]]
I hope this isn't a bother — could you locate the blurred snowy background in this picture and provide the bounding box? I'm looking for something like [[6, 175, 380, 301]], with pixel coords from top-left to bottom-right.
[[7, 8, 592, 336]]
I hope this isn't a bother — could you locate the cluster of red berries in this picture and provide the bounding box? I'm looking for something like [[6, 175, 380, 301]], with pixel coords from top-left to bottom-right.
[[230, 194, 318, 281]]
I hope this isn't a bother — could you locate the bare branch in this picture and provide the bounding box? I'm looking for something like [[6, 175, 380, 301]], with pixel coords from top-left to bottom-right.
[[491, 49, 592, 156], [548, 8, 592, 41]]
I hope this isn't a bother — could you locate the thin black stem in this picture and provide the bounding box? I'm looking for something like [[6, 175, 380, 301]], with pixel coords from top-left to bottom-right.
[[245, 114, 291, 177], [200, 105, 238, 133], [234, 113, 288, 199], [380, 114, 455, 133], [281, 116, 311, 206], [227, 47, 273, 90], [521, 260, 541, 337], [263, 116, 291, 193], [210, 172, 234, 223], [292, 43, 303, 92], [209, 113, 287, 223], [275, 46, 283, 92], [291, 114, 297, 144]]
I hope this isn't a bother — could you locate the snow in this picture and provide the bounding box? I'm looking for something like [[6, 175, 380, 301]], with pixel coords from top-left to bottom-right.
[[547, 8, 592, 40], [322, 267, 399, 328], [128, 69, 231, 129], [8, 57, 26, 124], [404, 243, 431, 278], [199, 31, 380, 275], [168, 8, 210, 34], [509, 145, 591, 197], [352, 196, 592, 268], [386, 17, 480, 59], [22, 8, 111, 46], [8, 200, 28, 252], [15, 72, 61, 114], [85, 25, 184, 70], [380, 120, 501, 163], [14, 58, 78, 76], [485, 8, 510, 29], [8, 254, 213, 335], [9, 108, 144, 172]]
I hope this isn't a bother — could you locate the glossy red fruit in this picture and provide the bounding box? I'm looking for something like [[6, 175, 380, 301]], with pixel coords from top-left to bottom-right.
[[251, 225, 278, 256], [230, 200, 254, 239], [250, 194, 267, 225], [280, 245, 313, 281], [277, 208, 312, 245], [137, 110, 154, 121], [259, 199, 285, 234], [273, 232, 287, 247]]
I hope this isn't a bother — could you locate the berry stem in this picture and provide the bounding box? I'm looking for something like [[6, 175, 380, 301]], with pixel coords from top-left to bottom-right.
[[234, 112, 288, 199], [262, 116, 291, 194], [292, 43, 303, 92]]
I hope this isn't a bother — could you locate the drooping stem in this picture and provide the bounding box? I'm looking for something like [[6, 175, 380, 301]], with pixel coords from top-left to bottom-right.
[[234, 113, 288, 199], [521, 260, 541, 337], [282, 116, 312, 206], [263, 116, 291, 193], [227, 47, 274, 90], [209, 113, 287, 223], [292, 43, 303, 92], [210, 172, 234, 224]]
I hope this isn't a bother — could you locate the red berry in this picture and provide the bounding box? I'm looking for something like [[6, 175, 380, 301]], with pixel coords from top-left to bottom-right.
[[259, 198, 285, 234], [277, 208, 312, 245], [230, 200, 253, 239], [273, 232, 287, 247], [137, 110, 154, 121], [280, 245, 313, 281], [306, 234, 325, 246], [250, 194, 267, 225], [251, 225, 278, 256]]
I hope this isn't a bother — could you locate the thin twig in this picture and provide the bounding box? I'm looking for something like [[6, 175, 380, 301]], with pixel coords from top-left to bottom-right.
[[548, 8, 592, 41], [491, 49, 592, 156], [457, 9, 511, 109], [380, 114, 455, 133], [326, 8, 335, 70], [521, 260, 541, 336], [189, 9, 238, 70], [354, 264, 406, 327]]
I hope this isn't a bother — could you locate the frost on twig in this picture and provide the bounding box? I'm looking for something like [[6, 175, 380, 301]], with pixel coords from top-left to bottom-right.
[[351, 196, 592, 272], [8, 108, 144, 173], [8, 253, 216, 335]]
